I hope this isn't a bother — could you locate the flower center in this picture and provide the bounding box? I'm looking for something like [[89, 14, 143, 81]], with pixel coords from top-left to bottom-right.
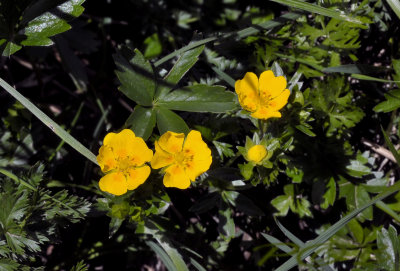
[[116, 157, 135, 171], [174, 149, 194, 168]]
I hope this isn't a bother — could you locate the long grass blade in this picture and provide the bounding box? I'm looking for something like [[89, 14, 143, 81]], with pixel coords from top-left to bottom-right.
[[381, 126, 400, 166], [386, 0, 400, 20], [211, 66, 235, 87], [351, 74, 400, 83], [270, 0, 365, 26], [276, 180, 400, 271], [261, 233, 293, 253], [0, 77, 98, 165], [274, 219, 335, 271], [146, 241, 177, 271]]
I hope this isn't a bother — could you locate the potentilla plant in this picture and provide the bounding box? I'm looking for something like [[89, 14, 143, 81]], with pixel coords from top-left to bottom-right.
[[2, 1, 400, 270]]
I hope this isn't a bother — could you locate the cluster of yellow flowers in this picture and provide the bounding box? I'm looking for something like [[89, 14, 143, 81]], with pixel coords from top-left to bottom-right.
[[97, 70, 289, 196], [97, 129, 212, 195]]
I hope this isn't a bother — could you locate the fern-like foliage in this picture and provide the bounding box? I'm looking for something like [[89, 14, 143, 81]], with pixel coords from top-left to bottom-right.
[[0, 164, 91, 269], [69, 260, 88, 271]]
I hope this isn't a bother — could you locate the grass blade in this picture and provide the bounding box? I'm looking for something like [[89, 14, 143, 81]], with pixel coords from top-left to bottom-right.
[[381, 126, 400, 166], [274, 218, 304, 247], [351, 74, 400, 83], [276, 180, 400, 271], [274, 219, 335, 271], [0, 77, 98, 165], [189, 258, 207, 271], [261, 233, 293, 253], [146, 241, 177, 271], [211, 66, 235, 87], [270, 0, 365, 26], [386, 0, 400, 20]]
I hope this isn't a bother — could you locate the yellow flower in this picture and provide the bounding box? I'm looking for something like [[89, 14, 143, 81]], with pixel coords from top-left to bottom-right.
[[151, 130, 212, 189], [247, 145, 267, 164], [97, 129, 153, 196], [235, 70, 290, 120]]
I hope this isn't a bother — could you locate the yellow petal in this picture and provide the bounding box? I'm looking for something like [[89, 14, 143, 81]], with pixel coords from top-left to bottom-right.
[[163, 164, 191, 189], [103, 129, 136, 159], [125, 166, 151, 190], [151, 141, 175, 169], [259, 70, 287, 99], [97, 145, 117, 173], [247, 145, 267, 163], [251, 106, 281, 120], [182, 130, 212, 180], [99, 172, 127, 196], [185, 157, 212, 181], [157, 131, 185, 154], [235, 72, 260, 112], [269, 89, 290, 111], [127, 137, 153, 166]]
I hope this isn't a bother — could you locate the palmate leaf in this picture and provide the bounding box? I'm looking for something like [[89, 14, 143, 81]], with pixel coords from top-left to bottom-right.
[[155, 43, 205, 99], [114, 47, 156, 106], [309, 76, 364, 135], [124, 105, 156, 141], [373, 89, 400, 113], [0, 0, 85, 56], [156, 85, 237, 113]]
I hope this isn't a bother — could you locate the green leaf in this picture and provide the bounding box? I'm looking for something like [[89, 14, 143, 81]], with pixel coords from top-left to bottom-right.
[[156, 44, 204, 99], [70, 260, 89, 271], [295, 124, 316, 137], [223, 191, 264, 216], [347, 219, 364, 244], [271, 195, 292, 217], [0, 259, 19, 271], [212, 141, 235, 160], [125, 106, 156, 141], [114, 48, 155, 106], [157, 85, 237, 113], [238, 163, 254, 180], [143, 33, 162, 59], [269, 0, 365, 26], [294, 198, 312, 218], [0, 78, 97, 165], [339, 180, 373, 221], [189, 192, 220, 213], [309, 76, 364, 135], [346, 160, 371, 178], [377, 226, 399, 271], [321, 178, 336, 209], [156, 107, 189, 135], [218, 201, 235, 239], [374, 89, 400, 113], [0, 0, 85, 56]]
